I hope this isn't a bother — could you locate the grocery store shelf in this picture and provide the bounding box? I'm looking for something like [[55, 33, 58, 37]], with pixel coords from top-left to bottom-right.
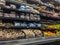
[[0, 16, 58, 24], [6, 0, 39, 5], [40, 3, 60, 11], [46, 28, 59, 30], [6, 1, 60, 12], [0, 37, 60, 45], [6, 1, 40, 10], [0, 17, 40, 22], [27, 0, 60, 11], [41, 10, 53, 14], [1, 5, 60, 21], [1, 6, 39, 14], [0, 25, 59, 30], [24, 0, 60, 11], [1, 16, 59, 24], [0, 26, 41, 29], [40, 13, 60, 21]]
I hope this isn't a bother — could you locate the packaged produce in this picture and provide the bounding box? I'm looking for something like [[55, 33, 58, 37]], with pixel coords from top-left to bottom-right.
[[9, 12, 16, 18], [22, 29, 35, 38], [36, 23, 41, 28], [20, 13, 25, 19], [0, 12, 3, 17], [50, 24, 60, 29], [4, 13, 10, 17], [29, 23, 35, 28], [4, 6, 11, 9], [56, 6, 60, 9], [46, 24, 53, 29], [51, 13, 59, 18], [15, 0, 23, 2], [38, 6, 47, 11], [14, 22, 20, 27], [16, 15, 19, 18], [37, 15, 40, 21], [10, 4, 16, 9], [0, 0, 5, 6], [30, 14, 34, 20], [34, 15, 38, 20], [18, 5, 25, 10], [5, 23, 14, 28], [20, 22, 27, 27], [55, 30, 60, 36], [25, 14, 30, 20], [0, 29, 25, 40], [33, 30, 43, 37], [0, 22, 5, 26], [43, 31, 56, 37], [25, 6, 31, 11]]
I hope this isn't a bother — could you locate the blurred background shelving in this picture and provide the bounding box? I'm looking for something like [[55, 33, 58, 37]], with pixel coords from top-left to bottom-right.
[[0, 0, 60, 45]]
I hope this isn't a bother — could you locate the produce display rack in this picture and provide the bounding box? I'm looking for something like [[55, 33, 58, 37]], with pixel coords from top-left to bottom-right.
[[24, 0, 60, 12], [6, 1, 60, 11], [0, 25, 58, 30], [0, 37, 60, 45], [0, 0, 60, 45], [1, 6, 39, 14], [40, 3, 60, 12], [0, 17, 40, 23], [6, 1, 40, 9], [40, 13, 60, 21], [1, 5, 60, 22], [5, 1, 60, 21]]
